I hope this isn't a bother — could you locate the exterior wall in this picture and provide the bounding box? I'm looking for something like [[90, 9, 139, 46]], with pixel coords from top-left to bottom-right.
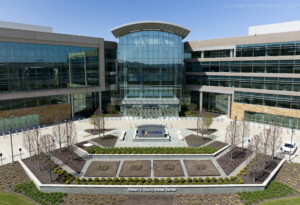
[[0, 103, 70, 125], [231, 102, 300, 121], [185, 30, 300, 51]]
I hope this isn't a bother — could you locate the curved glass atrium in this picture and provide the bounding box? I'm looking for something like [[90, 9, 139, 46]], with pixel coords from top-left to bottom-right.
[[117, 31, 184, 117]]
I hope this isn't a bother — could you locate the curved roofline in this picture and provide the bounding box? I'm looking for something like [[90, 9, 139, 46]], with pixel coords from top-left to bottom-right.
[[111, 21, 190, 39]]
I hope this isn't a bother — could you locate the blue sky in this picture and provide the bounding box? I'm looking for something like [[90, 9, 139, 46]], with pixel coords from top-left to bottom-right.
[[0, 0, 300, 42]]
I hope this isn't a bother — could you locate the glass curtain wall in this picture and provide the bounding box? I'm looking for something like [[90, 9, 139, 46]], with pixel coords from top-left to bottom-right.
[[118, 31, 184, 117], [185, 60, 300, 73], [73, 92, 99, 117], [0, 42, 99, 93], [244, 111, 300, 129], [203, 93, 228, 114], [186, 75, 300, 92]]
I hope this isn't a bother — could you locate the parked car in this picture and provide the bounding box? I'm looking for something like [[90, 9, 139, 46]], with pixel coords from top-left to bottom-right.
[[281, 141, 297, 155]]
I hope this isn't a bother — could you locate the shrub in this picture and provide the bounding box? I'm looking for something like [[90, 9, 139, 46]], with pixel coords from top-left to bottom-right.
[[237, 172, 241, 176], [192, 178, 198, 183], [198, 178, 203, 183], [120, 177, 125, 182], [174, 178, 179, 183], [211, 177, 217, 182], [167, 177, 172, 183], [205, 177, 211, 182], [187, 177, 192, 183], [88, 178, 93, 182], [230, 176, 237, 181], [140, 177, 145, 183], [242, 172, 246, 176], [224, 177, 229, 181], [94, 177, 99, 182], [180, 178, 185, 183], [113, 177, 119, 183], [154, 178, 159, 183]]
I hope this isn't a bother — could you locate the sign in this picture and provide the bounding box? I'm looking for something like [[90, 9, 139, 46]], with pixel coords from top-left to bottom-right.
[[137, 124, 165, 138], [127, 188, 177, 193]]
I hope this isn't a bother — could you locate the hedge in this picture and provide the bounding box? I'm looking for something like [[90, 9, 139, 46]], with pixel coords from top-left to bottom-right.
[[86, 146, 219, 154], [238, 181, 295, 205], [14, 181, 67, 204]]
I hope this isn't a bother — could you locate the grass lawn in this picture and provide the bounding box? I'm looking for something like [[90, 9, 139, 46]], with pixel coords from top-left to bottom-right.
[[259, 196, 300, 205], [0, 192, 34, 205]]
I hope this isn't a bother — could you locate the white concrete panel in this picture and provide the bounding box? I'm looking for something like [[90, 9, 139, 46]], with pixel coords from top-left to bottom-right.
[[249, 21, 300, 35]]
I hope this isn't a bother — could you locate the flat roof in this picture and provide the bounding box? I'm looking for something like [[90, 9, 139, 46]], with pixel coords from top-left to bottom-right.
[[111, 21, 190, 39], [0, 21, 52, 33]]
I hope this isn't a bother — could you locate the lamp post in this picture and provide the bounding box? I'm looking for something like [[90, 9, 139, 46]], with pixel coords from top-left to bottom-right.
[[0, 153, 2, 165], [19, 147, 22, 160], [233, 116, 237, 146], [9, 128, 14, 163], [289, 126, 295, 161]]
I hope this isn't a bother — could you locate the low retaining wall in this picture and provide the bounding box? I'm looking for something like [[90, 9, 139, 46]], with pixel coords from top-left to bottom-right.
[[73, 144, 230, 160], [19, 155, 286, 195]]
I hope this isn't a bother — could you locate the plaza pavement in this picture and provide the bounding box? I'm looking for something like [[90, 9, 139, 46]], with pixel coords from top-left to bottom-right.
[[0, 115, 300, 166]]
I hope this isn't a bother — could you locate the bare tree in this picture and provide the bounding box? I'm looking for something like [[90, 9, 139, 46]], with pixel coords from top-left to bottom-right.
[[197, 111, 212, 139], [250, 134, 263, 182], [32, 128, 41, 171], [22, 126, 34, 161], [52, 117, 65, 152], [261, 127, 271, 169], [225, 121, 241, 159], [240, 119, 250, 151], [39, 134, 56, 182], [90, 108, 105, 140], [65, 120, 77, 161], [270, 123, 283, 159]]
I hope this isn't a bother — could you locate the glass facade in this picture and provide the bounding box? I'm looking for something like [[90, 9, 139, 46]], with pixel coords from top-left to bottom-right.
[[244, 111, 300, 129], [236, 41, 300, 57], [118, 31, 184, 117], [0, 42, 99, 92], [0, 114, 39, 132], [203, 93, 228, 114], [185, 60, 300, 73], [234, 92, 300, 110], [73, 92, 99, 117], [0, 95, 68, 111], [186, 75, 300, 92]]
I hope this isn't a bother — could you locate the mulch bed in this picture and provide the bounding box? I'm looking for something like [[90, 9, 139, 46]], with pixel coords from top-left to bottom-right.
[[153, 160, 184, 177], [185, 134, 212, 147], [119, 160, 151, 177], [217, 147, 253, 175], [85, 129, 114, 135], [184, 160, 220, 176], [207, 141, 228, 149], [240, 156, 282, 184], [91, 136, 118, 147], [84, 161, 120, 177], [22, 156, 63, 184], [187, 129, 218, 136], [52, 147, 86, 174]]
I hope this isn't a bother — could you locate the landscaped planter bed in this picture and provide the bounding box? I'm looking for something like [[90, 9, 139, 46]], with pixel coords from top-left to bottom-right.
[[119, 160, 151, 177], [237, 156, 282, 184], [184, 160, 220, 176], [217, 147, 253, 175], [185, 135, 212, 147], [52, 147, 86, 174], [22, 156, 63, 184], [153, 160, 184, 177], [84, 161, 120, 177], [91, 135, 118, 147], [86, 146, 219, 155], [275, 162, 300, 190], [207, 141, 228, 149]]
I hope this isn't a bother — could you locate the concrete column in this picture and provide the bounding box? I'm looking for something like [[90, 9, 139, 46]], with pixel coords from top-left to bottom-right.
[[70, 94, 74, 119], [201, 51, 204, 59], [199, 91, 203, 111], [227, 94, 231, 118], [230, 49, 233, 57], [99, 91, 102, 111]]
